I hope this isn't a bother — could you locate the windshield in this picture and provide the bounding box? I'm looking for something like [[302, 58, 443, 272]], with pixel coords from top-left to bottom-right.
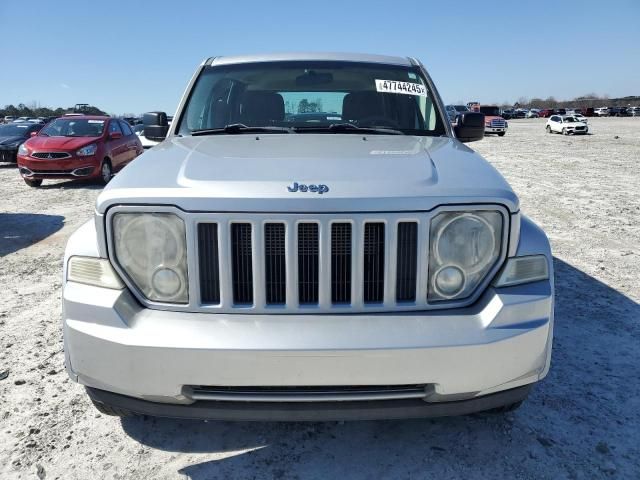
[[564, 117, 577, 123], [177, 61, 446, 136], [453, 105, 469, 112], [39, 118, 105, 137], [0, 124, 33, 136], [479, 106, 501, 116]]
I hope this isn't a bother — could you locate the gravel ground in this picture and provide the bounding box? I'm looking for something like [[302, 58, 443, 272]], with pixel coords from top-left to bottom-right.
[[0, 117, 638, 479]]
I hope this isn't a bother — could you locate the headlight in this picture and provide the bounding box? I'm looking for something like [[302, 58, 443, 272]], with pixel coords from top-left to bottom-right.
[[76, 143, 97, 156], [112, 213, 188, 303], [18, 143, 28, 156], [428, 211, 503, 301]]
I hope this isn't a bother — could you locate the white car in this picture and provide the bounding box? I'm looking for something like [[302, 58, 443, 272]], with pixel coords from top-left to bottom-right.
[[133, 124, 160, 149], [134, 121, 172, 149], [546, 115, 589, 135], [594, 107, 609, 117]]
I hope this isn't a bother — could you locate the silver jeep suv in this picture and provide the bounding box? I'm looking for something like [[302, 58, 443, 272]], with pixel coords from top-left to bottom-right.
[[62, 53, 553, 420]]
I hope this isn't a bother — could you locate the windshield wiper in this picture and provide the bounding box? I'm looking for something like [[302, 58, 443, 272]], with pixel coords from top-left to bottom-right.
[[293, 123, 404, 135], [191, 124, 291, 136]]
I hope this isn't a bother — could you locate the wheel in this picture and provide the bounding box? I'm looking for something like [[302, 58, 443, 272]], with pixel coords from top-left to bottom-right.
[[498, 132, 506, 137], [90, 398, 133, 417], [562, 128, 569, 135], [546, 125, 551, 134], [99, 160, 112, 185], [24, 178, 43, 188]]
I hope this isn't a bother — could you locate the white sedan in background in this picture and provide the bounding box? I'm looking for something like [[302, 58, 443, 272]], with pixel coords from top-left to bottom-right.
[[133, 124, 160, 149], [546, 115, 589, 135]]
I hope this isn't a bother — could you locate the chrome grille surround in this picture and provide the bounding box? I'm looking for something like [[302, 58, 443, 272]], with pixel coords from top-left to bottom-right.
[[105, 205, 510, 314], [490, 119, 507, 128], [31, 151, 72, 159]]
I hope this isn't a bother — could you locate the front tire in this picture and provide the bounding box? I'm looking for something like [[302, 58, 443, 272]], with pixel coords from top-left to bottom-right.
[[99, 160, 112, 185], [24, 178, 43, 188], [485, 400, 525, 414], [498, 132, 506, 137], [562, 128, 569, 135], [90, 398, 133, 417], [546, 125, 551, 134]]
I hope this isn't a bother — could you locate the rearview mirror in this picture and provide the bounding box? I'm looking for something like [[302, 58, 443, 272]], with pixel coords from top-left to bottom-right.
[[143, 111, 169, 142], [453, 112, 485, 143]]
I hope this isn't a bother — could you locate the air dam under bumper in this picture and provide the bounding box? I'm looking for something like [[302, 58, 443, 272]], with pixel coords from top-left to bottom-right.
[[86, 384, 532, 421], [63, 276, 553, 419]]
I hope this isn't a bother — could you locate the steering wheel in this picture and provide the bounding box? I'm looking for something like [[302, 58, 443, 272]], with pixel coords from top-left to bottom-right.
[[356, 116, 401, 128]]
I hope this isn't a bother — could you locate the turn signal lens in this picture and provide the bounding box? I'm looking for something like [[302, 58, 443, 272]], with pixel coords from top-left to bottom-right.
[[67, 256, 124, 289], [494, 255, 549, 287]]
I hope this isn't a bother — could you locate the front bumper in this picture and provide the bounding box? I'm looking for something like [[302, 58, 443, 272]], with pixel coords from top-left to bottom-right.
[[87, 383, 532, 421], [63, 278, 553, 408], [0, 147, 18, 162], [17, 154, 100, 179], [485, 127, 507, 133]]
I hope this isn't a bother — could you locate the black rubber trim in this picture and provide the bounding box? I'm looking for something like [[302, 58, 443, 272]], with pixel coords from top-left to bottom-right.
[[86, 384, 532, 422]]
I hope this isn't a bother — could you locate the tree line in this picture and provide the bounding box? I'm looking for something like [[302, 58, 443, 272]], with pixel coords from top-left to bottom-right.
[[503, 94, 640, 110], [0, 103, 106, 118]]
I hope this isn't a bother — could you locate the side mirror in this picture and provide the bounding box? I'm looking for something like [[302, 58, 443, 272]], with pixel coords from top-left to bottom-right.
[[143, 111, 169, 142], [454, 112, 485, 143], [109, 131, 123, 140], [30, 131, 38, 137]]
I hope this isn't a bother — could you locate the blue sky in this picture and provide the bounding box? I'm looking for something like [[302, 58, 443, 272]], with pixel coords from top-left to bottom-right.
[[1, 0, 638, 114]]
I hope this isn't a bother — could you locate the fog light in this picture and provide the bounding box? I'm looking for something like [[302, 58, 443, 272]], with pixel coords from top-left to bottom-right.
[[433, 265, 465, 298], [151, 267, 182, 298]]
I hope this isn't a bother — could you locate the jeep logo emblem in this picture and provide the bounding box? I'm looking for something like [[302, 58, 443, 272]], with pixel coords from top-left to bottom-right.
[[287, 182, 329, 194]]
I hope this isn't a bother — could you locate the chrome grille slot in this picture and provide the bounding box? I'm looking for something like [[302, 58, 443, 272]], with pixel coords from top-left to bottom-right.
[[264, 223, 286, 305], [297, 223, 319, 305], [396, 222, 418, 302], [331, 223, 352, 304], [198, 223, 220, 304], [363, 223, 385, 303], [231, 223, 253, 305]]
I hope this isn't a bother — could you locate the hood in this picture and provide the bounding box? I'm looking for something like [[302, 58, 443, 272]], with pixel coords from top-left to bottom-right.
[[97, 134, 518, 213], [0, 135, 26, 146], [26, 135, 98, 151], [483, 115, 505, 122]]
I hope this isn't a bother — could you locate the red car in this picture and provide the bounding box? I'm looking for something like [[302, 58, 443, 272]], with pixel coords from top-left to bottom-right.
[[539, 109, 554, 118], [17, 115, 143, 187]]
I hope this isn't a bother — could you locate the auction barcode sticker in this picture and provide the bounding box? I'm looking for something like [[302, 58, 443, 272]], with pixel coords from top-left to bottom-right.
[[375, 79, 427, 96]]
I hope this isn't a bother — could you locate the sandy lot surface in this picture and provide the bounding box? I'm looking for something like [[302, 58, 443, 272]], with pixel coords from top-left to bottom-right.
[[1, 118, 638, 479]]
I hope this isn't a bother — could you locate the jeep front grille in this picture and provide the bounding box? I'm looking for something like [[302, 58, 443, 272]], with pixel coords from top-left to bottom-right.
[[107, 207, 510, 313], [194, 214, 434, 313]]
